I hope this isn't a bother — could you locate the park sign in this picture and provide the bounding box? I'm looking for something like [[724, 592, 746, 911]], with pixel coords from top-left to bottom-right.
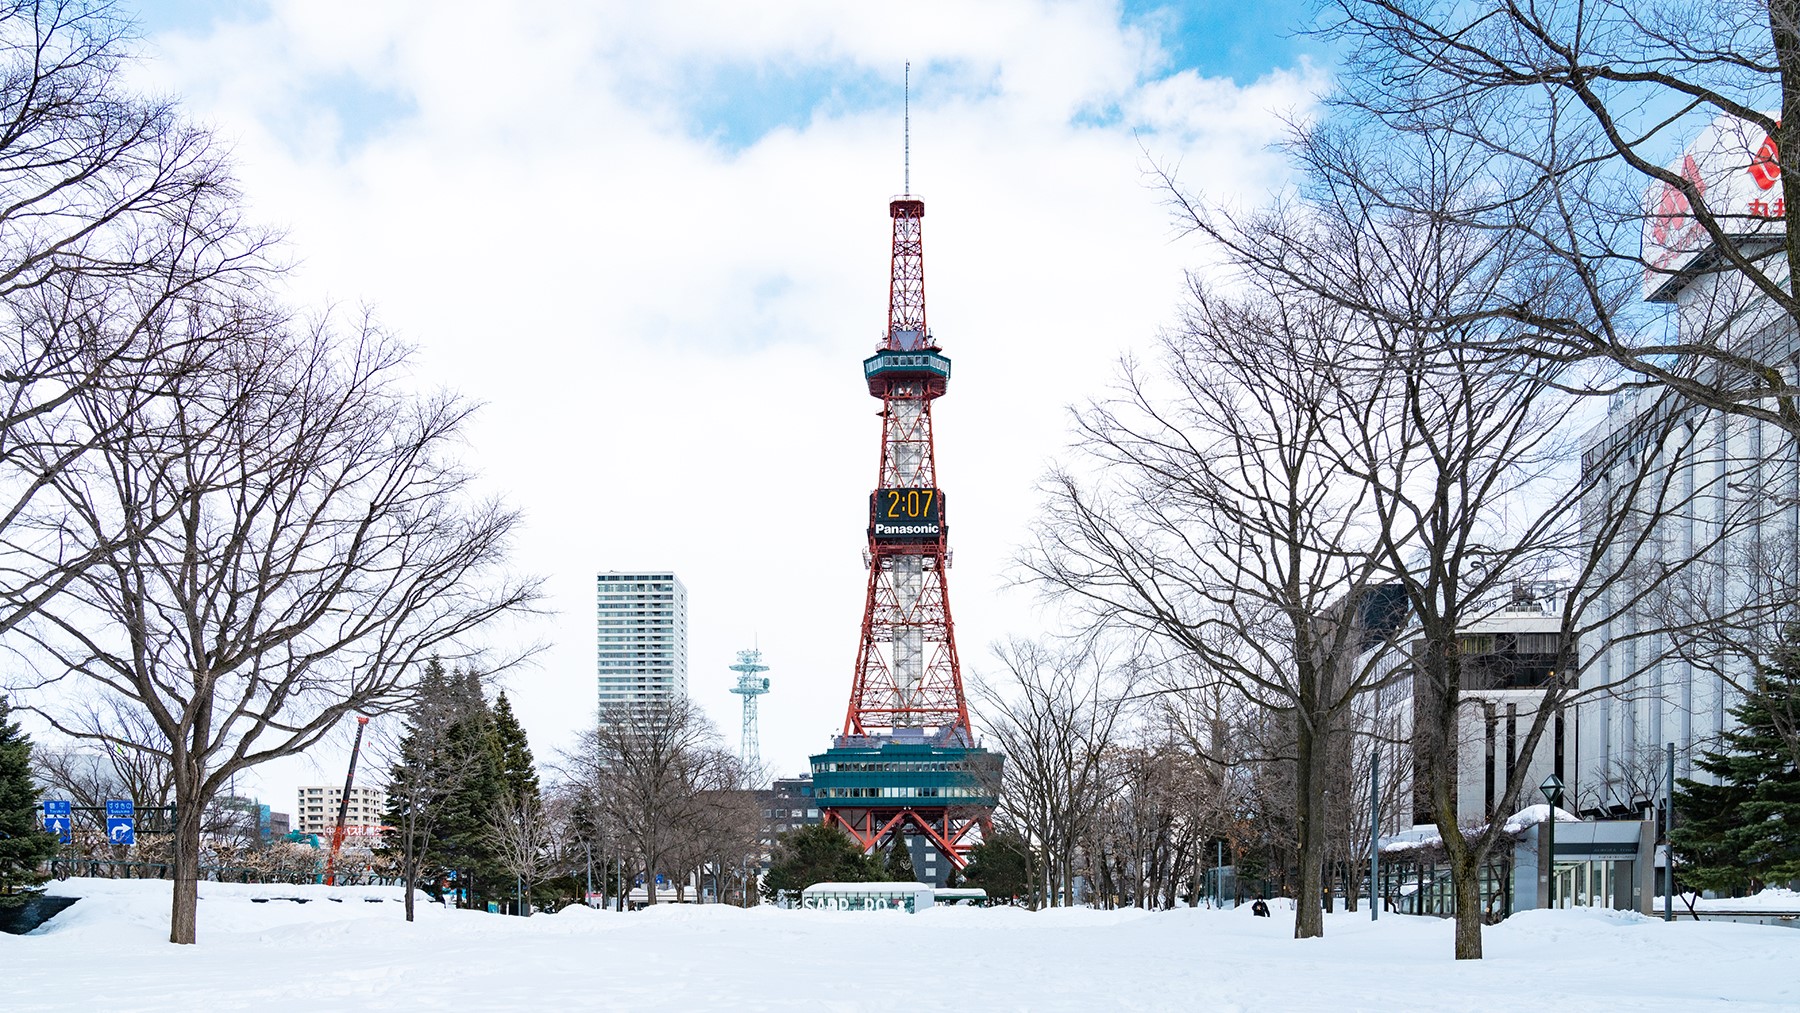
[[1643, 113, 1787, 303]]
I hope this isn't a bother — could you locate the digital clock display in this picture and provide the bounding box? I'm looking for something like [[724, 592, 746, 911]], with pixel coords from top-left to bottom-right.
[[870, 487, 944, 541]]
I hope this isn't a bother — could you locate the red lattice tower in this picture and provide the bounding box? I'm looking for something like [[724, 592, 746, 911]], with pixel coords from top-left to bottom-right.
[[844, 194, 972, 744]]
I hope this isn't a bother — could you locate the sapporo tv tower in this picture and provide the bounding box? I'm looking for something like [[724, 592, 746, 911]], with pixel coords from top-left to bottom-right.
[[810, 69, 1002, 878]]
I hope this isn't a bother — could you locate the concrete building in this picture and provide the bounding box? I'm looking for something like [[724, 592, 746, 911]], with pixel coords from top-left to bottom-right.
[[1361, 593, 1569, 830], [295, 784, 388, 838], [1574, 113, 1796, 815], [1573, 393, 1774, 814], [596, 571, 689, 714], [209, 795, 291, 847], [758, 775, 822, 872]]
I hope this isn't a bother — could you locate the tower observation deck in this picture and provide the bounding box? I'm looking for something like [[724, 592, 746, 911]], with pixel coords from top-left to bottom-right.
[[811, 188, 1002, 874]]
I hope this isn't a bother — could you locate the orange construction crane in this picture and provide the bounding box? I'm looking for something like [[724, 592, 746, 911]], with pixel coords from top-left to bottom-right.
[[324, 715, 371, 886]]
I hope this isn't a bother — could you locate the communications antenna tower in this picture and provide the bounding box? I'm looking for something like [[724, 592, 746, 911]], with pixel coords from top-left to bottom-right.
[[811, 79, 1002, 877], [728, 649, 770, 776]]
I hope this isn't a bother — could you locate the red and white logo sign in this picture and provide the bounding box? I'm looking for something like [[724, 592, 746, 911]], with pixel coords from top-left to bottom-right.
[[1750, 126, 1781, 190]]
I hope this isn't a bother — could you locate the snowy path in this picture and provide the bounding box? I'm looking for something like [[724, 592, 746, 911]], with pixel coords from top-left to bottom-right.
[[3, 880, 1795, 1011]]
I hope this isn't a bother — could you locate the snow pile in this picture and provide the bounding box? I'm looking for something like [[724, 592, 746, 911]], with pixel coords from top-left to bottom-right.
[[1381, 805, 1580, 855], [1502, 803, 1583, 832], [4, 879, 1796, 1011]]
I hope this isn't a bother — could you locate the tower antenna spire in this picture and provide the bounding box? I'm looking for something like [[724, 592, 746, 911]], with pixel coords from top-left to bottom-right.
[[904, 61, 911, 195]]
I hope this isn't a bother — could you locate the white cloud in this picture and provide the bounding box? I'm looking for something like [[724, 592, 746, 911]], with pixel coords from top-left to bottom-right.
[[125, 0, 1325, 809]]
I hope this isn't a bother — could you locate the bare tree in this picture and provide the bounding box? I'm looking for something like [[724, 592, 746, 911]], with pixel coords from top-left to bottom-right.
[[33, 697, 174, 810], [0, 2, 277, 636], [1148, 90, 1789, 954], [971, 637, 1139, 908], [485, 787, 552, 914], [10, 317, 540, 943], [1023, 284, 1415, 937], [569, 698, 736, 905]]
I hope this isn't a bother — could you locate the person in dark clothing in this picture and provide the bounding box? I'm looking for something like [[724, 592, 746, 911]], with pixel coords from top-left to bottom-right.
[[1251, 899, 1270, 917]]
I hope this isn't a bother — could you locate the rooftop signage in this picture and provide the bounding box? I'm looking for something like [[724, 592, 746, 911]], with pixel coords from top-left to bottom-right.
[[1643, 113, 1785, 302]]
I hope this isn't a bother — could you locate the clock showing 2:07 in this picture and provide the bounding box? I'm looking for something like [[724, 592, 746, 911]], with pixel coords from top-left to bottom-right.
[[870, 486, 944, 541]]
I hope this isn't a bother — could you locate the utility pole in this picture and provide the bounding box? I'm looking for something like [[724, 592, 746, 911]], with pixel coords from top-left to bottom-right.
[[1665, 742, 1675, 922], [1369, 749, 1380, 922]]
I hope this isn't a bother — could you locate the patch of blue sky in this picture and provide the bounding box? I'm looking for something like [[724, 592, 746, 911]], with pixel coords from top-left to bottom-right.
[[1122, 0, 1335, 83], [125, 0, 268, 38], [678, 60, 893, 153], [126, 1, 413, 156], [293, 74, 417, 154]]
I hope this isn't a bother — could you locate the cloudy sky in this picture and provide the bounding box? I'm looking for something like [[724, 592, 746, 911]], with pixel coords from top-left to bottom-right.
[[120, 1, 1331, 810]]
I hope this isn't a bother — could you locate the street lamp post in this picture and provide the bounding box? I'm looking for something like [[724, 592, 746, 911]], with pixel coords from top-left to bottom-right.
[[1539, 774, 1565, 910]]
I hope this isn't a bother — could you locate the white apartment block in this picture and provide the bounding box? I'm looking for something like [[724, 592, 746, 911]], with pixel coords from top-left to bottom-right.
[[596, 571, 689, 713], [295, 784, 388, 837]]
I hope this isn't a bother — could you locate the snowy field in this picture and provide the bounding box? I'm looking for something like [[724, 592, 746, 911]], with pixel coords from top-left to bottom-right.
[[5, 880, 1797, 1012]]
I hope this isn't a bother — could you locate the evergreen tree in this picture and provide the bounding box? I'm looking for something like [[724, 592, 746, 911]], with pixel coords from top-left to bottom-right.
[[0, 696, 59, 906], [963, 830, 1033, 904], [884, 835, 917, 882], [427, 668, 506, 908], [379, 660, 466, 918], [761, 823, 878, 902], [485, 691, 546, 913], [490, 692, 540, 802], [1673, 642, 1800, 894]]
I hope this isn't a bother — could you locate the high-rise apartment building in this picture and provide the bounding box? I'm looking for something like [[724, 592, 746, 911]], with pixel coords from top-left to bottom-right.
[[295, 784, 388, 837], [596, 571, 689, 713]]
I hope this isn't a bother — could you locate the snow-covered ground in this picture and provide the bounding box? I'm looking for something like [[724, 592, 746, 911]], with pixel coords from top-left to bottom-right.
[[5, 879, 1797, 1012]]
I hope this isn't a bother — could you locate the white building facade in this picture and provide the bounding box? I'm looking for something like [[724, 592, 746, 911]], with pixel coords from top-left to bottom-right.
[[596, 571, 689, 713], [1574, 113, 1798, 812], [294, 784, 388, 838], [1366, 603, 1569, 831]]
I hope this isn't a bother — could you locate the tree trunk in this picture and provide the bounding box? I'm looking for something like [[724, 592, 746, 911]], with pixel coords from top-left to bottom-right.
[[403, 824, 416, 923], [645, 859, 657, 905], [170, 784, 204, 944], [1424, 650, 1484, 959], [1292, 714, 1327, 939], [1452, 851, 1483, 959]]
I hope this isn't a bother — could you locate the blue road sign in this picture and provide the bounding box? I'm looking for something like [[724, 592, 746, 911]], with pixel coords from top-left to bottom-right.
[[106, 817, 135, 846], [42, 800, 72, 843], [105, 799, 134, 817]]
